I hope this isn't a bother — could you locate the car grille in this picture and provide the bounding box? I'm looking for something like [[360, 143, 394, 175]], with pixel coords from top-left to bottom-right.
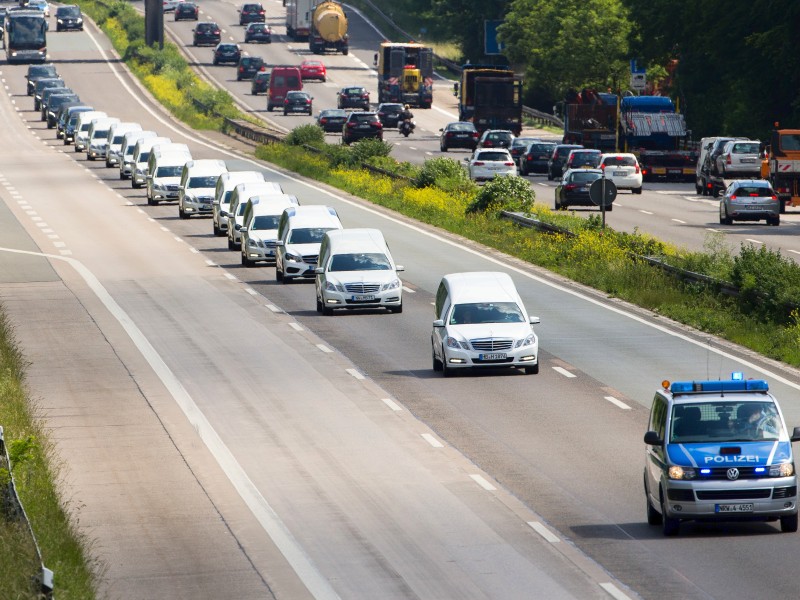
[[695, 489, 772, 500], [197, 196, 213, 204], [470, 339, 514, 352], [344, 283, 380, 294], [699, 467, 770, 480], [773, 486, 797, 499], [302, 254, 318, 265], [264, 240, 277, 248]]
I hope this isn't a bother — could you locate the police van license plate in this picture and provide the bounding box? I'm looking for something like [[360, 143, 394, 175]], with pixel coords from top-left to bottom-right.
[[716, 503, 753, 513], [480, 353, 507, 360], [351, 294, 375, 301]]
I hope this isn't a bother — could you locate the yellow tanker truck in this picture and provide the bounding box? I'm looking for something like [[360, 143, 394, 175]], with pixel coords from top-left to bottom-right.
[[309, 1, 349, 55]]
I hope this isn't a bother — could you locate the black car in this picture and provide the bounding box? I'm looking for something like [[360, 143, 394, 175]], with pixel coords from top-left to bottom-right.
[[55, 5, 83, 31], [40, 87, 75, 121], [250, 71, 271, 95], [56, 103, 90, 139], [439, 121, 478, 152], [33, 78, 65, 111], [547, 143, 583, 180], [509, 136, 540, 164], [376, 103, 404, 128], [342, 111, 383, 144], [45, 93, 80, 128], [213, 43, 242, 65], [337, 86, 370, 110], [519, 141, 557, 176], [239, 2, 265, 25], [316, 109, 347, 133], [26, 64, 58, 96], [193, 22, 221, 46], [174, 2, 199, 20], [283, 91, 313, 115], [477, 129, 515, 149], [554, 168, 606, 210], [236, 55, 265, 80], [243, 22, 271, 43]]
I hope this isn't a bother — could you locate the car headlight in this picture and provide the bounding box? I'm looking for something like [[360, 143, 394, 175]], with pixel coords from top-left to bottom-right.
[[516, 333, 537, 348], [57, 18, 63, 23], [668, 466, 697, 480], [76, 18, 82, 23], [286, 251, 303, 262], [154, 183, 166, 191], [381, 278, 401, 291], [446, 336, 469, 350], [770, 462, 794, 477]]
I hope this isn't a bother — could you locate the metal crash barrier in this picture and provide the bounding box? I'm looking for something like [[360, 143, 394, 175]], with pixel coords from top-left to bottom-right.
[[0, 427, 54, 599]]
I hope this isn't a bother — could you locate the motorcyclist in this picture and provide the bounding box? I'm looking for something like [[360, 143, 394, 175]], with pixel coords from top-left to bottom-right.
[[399, 104, 415, 134]]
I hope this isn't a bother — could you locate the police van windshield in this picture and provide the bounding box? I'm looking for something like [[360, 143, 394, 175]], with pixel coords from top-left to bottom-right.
[[670, 401, 785, 443]]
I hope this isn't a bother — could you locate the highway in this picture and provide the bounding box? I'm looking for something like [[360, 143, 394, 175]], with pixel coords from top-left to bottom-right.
[[2, 2, 800, 600]]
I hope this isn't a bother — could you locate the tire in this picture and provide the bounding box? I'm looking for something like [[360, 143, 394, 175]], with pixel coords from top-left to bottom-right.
[[322, 304, 334, 316], [780, 513, 798, 533], [283, 111, 288, 116], [132, 181, 142, 189], [547, 170, 554, 181], [267, 104, 273, 112], [769, 214, 780, 226], [695, 183, 703, 195], [179, 207, 189, 219], [440, 144, 447, 152], [87, 155, 95, 161], [720, 206, 732, 225], [524, 364, 539, 375], [432, 344, 443, 372], [442, 352, 454, 377], [390, 303, 403, 314], [316, 296, 323, 313], [633, 187, 643, 195], [276, 265, 284, 282], [605, 204, 613, 212], [228, 238, 236, 250], [554, 197, 561, 210], [661, 494, 680, 536], [780, 199, 787, 214], [213, 222, 221, 236], [105, 160, 112, 168], [147, 197, 155, 206], [646, 490, 662, 526], [242, 253, 254, 267]]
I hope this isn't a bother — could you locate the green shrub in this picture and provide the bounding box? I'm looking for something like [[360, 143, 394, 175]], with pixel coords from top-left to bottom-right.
[[466, 175, 535, 215], [285, 124, 326, 147], [414, 157, 469, 188], [348, 138, 393, 165], [731, 245, 800, 323]]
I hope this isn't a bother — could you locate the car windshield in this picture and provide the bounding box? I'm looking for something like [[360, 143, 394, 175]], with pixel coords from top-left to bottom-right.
[[251, 215, 281, 230], [670, 401, 785, 443], [112, 135, 126, 144], [449, 302, 525, 325], [188, 176, 220, 188], [476, 152, 509, 162], [156, 166, 183, 177], [571, 172, 601, 183], [288, 227, 334, 244], [603, 156, 637, 167], [137, 152, 150, 163], [732, 142, 760, 154], [29, 66, 56, 78], [330, 253, 391, 271], [733, 186, 773, 197], [57, 6, 79, 16], [91, 129, 109, 139]]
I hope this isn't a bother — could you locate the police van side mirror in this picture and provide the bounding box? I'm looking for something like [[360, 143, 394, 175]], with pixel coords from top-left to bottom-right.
[[791, 426, 800, 443], [643, 431, 663, 446]]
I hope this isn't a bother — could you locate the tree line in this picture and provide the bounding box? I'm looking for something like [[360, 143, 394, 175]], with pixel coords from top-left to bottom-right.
[[383, 0, 800, 140]]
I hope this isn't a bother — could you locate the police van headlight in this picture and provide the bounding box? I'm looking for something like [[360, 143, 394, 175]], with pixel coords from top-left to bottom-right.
[[769, 463, 795, 477], [668, 466, 697, 480]]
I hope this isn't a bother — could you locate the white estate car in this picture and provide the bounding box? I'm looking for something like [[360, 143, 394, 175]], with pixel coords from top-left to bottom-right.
[[431, 272, 540, 377], [465, 148, 517, 182], [599, 152, 643, 193]]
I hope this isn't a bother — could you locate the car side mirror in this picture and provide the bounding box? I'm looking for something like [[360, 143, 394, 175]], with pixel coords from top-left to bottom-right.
[[529, 316, 540, 325], [643, 431, 663, 446], [314, 267, 324, 274], [220, 210, 228, 217], [791, 426, 800, 443], [274, 240, 284, 247], [432, 319, 445, 328], [395, 265, 404, 272]]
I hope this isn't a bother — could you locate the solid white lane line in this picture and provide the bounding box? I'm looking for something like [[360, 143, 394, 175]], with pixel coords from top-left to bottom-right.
[[265, 304, 282, 313], [604, 396, 631, 410], [527, 521, 560, 543], [599, 582, 633, 600], [205, 259, 216, 266], [421, 433, 444, 448], [469, 474, 496, 491], [224, 273, 238, 280], [245, 287, 258, 296], [788, 249, 800, 255], [745, 238, 763, 245], [671, 218, 686, 224], [639, 210, 653, 215], [552, 366, 576, 378], [381, 398, 402, 411]]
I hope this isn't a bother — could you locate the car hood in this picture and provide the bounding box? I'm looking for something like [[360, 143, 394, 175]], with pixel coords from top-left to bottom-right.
[[446, 323, 533, 340], [285, 242, 320, 255], [326, 270, 397, 284], [185, 187, 215, 197], [154, 176, 181, 184], [667, 441, 792, 467], [249, 229, 279, 242]]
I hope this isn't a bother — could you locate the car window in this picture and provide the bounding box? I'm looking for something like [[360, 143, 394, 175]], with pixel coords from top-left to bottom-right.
[[670, 401, 783, 443], [449, 123, 474, 132], [603, 156, 637, 167], [188, 176, 220, 188], [476, 152, 510, 161], [571, 172, 602, 183], [734, 186, 773, 197], [156, 166, 183, 177], [288, 227, 335, 244], [330, 253, 391, 271], [449, 302, 524, 325], [251, 215, 281, 230], [781, 135, 800, 151], [732, 142, 760, 154]]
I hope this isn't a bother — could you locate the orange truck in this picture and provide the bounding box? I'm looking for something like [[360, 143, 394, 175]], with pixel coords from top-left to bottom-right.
[[763, 127, 800, 212]]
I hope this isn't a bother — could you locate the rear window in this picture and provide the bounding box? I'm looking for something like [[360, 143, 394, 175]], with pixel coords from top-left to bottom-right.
[[529, 143, 556, 153], [602, 156, 637, 167], [571, 171, 602, 183], [557, 146, 580, 158], [330, 253, 391, 271], [734, 185, 774, 197], [477, 152, 510, 161], [351, 114, 378, 123], [448, 123, 475, 132], [731, 142, 760, 154]]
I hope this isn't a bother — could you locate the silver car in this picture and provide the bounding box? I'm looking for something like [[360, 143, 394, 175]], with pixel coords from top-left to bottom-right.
[[719, 179, 779, 226]]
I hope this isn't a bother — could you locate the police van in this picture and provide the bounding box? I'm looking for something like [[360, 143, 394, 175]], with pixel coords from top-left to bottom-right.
[[644, 375, 800, 536]]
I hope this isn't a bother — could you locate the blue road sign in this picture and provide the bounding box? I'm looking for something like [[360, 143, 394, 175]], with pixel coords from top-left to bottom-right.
[[484, 20, 505, 55]]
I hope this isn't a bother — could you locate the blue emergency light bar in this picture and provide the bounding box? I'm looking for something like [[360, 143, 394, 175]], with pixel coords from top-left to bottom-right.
[[670, 379, 769, 394]]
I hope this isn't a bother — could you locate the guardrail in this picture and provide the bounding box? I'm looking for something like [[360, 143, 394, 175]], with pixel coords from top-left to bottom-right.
[[0, 427, 54, 599]]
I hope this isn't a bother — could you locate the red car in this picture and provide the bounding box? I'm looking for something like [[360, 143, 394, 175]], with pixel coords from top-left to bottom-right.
[[299, 60, 326, 82]]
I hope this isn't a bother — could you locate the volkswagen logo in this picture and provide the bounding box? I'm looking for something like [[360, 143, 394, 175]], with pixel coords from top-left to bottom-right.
[[727, 468, 740, 481]]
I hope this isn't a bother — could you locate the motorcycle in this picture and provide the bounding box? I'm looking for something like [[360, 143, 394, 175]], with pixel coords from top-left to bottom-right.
[[399, 119, 415, 138]]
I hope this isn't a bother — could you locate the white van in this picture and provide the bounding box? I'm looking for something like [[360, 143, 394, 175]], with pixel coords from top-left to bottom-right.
[[74, 110, 107, 152], [240, 195, 300, 267], [131, 136, 171, 188], [275, 205, 343, 282], [146, 147, 193, 205], [119, 130, 157, 180], [226, 181, 284, 249], [177, 159, 228, 219], [105, 122, 142, 168], [212, 171, 265, 236], [431, 272, 540, 376], [315, 228, 404, 315], [86, 117, 120, 160]]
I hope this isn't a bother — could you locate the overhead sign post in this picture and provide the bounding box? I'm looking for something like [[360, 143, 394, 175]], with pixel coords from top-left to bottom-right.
[[630, 58, 646, 93], [484, 20, 505, 56]]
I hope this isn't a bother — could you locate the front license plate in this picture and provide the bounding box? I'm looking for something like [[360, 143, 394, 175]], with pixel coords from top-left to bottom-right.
[[480, 353, 507, 360], [351, 294, 375, 301], [716, 503, 753, 513]]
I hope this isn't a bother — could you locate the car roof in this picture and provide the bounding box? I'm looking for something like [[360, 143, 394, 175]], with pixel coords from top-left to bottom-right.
[[284, 205, 340, 228], [442, 272, 521, 304], [564, 168, 603, 177], [325, 228, 388, 253]]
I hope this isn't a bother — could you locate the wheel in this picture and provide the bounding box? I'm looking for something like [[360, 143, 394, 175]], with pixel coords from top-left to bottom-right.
[[633, 187, 643, 194], [105, 160, 112, 168], [547, 170, 554, 181], [87, 155, 95, 161], [119, 172, 124, 180], [769, 214, 780, 226], [646, 491, 662, 526], [316, 296, 323, 313], [132, 181, 142, 189], [554, 197, 561, 210], [442, 351, 454, 377], [780, 513, 798, 532], [276, 265, 284, 281], [720, 206, 732, 225], [432, 344, 443, 372], [342, 48, 348, 56], [228, 237, 236, 250], [440, 143, 447, 152], [213, 59, 218, 65], [179, 207, 189, 219], [267, 104, 273, 112], [389, 303, 403, 314], [660, 494, 680, 536], [605, 204, 613, 212], [283, 111, 288, 116], [780, 199, 787, 214], [695, 182, 703, 195], [242, 253, 254, 267], [213, 222, 221, 236], [524, 364, 539, 374], [322, 304, 334, 316], [147, 196, 155, 206]]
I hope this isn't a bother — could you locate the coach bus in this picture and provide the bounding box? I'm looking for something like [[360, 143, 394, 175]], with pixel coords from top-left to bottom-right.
[[3, 9, 47, 64]]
